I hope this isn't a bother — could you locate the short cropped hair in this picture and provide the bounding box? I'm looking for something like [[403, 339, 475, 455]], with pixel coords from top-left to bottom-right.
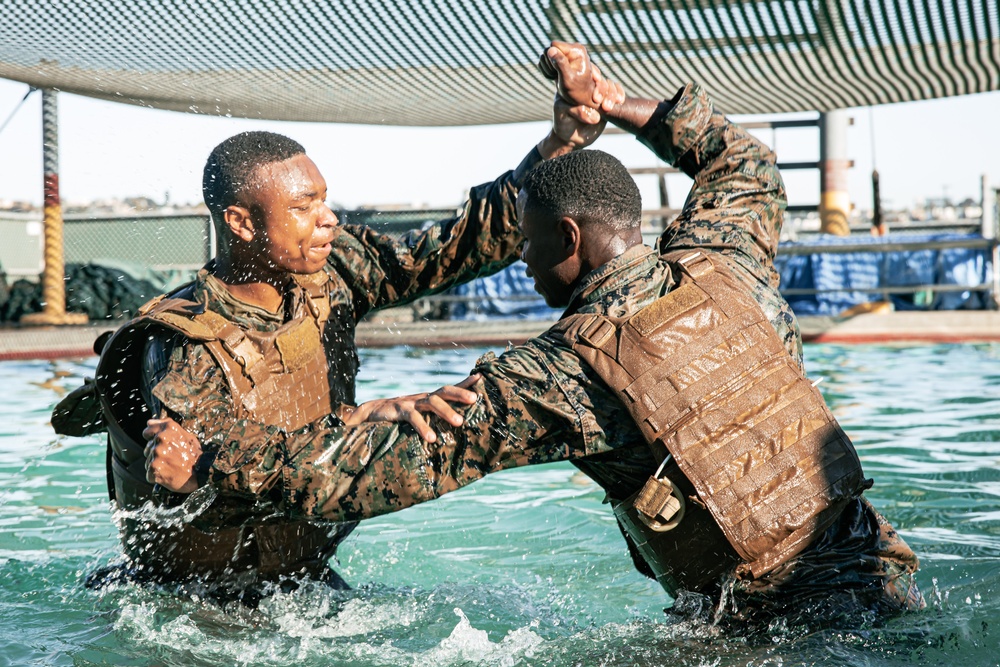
[[522, 149, 641, 232], [202, 131, 305, 221]]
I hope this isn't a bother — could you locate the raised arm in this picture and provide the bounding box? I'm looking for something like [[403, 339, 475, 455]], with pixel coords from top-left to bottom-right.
[[625, 87, 786, 270], [542, 41, 786, 270], [543, 42, 798, 363], [331, 102, 608, 320]]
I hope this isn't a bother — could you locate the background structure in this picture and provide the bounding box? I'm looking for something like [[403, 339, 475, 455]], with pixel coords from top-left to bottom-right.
[[1, 1, 997, 125]]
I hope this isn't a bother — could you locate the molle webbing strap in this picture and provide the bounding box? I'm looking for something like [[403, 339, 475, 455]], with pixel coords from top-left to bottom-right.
[[240, 336, 332, 429], [221, 325, 269, 384], [189, 309, 270, 386], [194, 310, 332, 432], [293, 271, 333, 328], [556, 251, 866, 579], [136, 300, 267, 414], [141, 306, 257, 418]]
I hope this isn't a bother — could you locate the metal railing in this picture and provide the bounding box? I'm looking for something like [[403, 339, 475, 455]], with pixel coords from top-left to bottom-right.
[[3, 201, 995, 313], [777, 236, 999, 308], [406, 232, 1000, 320]]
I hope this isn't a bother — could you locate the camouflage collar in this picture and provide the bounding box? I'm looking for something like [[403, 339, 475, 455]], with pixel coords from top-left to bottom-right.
[[564, 244, 658, 314], [195, 266, 303, 332]]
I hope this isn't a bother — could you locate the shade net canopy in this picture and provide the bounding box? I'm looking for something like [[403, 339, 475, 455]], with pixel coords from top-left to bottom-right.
[[1, 0, 998, 125]]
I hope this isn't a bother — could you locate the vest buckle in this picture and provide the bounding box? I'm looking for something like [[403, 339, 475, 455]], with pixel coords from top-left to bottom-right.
[[578, 317, 615, 349], [634, 455, 686, 532], [677, 251, 714, 278]]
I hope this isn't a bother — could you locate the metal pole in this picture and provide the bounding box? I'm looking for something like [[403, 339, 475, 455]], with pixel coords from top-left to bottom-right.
[[992, 242, 1000, 309], [819, 110, 851, 236], [991, 182, 1000, 309], [982, 175, 995, 240], [980, 176, 999, 309], [871, 169, 885, 236], [21, 88, 87, 326], [657, 172, 669, 231]]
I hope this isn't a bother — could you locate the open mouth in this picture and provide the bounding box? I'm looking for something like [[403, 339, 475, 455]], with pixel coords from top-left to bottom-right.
[[310, 242, 332, 257]]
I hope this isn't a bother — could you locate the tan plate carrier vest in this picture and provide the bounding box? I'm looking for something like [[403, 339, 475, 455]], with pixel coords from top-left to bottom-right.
[[553, 251, 867, 595], [95, 271, 351, 582]]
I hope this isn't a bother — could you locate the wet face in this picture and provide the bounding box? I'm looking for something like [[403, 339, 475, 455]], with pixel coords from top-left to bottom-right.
[[517, 190, 579, 308], [241, 154, 338, 275]]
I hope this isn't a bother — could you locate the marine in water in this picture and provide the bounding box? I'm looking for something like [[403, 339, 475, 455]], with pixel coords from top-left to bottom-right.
[[51, 77, 619, 598]]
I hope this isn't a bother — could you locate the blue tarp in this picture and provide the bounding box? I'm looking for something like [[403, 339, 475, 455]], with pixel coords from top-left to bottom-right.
[[449, 263, 562, 321], [449, 233, 994, 320], [774, 233, 993, 315]]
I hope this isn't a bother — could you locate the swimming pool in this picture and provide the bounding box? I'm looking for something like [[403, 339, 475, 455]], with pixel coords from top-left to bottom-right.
[[1, 343, 998, 666]]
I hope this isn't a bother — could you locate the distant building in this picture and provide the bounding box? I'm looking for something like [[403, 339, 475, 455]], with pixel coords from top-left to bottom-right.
[[0, 199, 38, 213]]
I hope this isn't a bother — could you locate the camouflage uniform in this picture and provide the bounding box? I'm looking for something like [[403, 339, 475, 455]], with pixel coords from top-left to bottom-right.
[[102, 166, 531, 588], [209, 85, 922, 621], [154, 168, 527, 451]]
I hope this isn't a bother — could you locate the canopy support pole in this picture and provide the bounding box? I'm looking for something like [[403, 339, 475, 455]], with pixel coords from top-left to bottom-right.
[[819, 109, 851, 236], [22, 88, 88, 326]]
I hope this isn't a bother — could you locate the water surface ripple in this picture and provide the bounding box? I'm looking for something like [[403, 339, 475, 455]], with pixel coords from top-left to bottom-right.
[[0, 344, 997, 666]]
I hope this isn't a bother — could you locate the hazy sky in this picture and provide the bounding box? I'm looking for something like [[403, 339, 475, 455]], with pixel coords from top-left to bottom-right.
[[0, 77, 997, 213]]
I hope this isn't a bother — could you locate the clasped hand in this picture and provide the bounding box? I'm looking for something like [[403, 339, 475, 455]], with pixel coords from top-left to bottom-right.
[[545, 40, 625, 117], [543, 41, 626, 153]]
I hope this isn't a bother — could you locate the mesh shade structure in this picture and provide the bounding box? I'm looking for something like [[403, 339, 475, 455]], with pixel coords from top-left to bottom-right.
[[0, 1, 998, 125]]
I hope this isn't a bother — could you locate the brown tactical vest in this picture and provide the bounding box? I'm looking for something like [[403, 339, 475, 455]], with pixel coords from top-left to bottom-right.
[[553, 251, 868, 595], [136, 271, 335, 432], [94, 271, 353, 583]]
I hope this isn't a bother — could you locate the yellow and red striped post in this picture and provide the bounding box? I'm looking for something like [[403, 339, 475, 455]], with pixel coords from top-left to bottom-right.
[[21, 88, 87, 325]]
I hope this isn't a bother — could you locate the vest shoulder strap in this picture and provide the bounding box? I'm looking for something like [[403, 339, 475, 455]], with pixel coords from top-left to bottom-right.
[[137, 286, 220, 342], [138, 293, 267, 402], [551, 312, 632, 395], [292, 270, 332, 326]]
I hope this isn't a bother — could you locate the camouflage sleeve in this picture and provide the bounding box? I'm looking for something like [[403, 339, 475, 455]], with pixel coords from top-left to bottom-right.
[[638, 84, 788, 285], [150, 343, 274, 452], [639, 84, 803, 367], [210, 337, 630, 522], [325, 171, 524, 319]]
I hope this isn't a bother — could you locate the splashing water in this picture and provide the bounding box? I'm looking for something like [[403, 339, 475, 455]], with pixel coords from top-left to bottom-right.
[[112, 485, 219, 532], [1, 344, 998, 666]]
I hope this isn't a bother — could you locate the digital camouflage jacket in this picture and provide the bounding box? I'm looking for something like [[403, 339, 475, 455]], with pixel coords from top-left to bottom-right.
[[118, 166, 531, 571]]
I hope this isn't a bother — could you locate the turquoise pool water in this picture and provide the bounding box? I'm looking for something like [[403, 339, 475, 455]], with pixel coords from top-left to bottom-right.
[[1, 343, 998, 666]]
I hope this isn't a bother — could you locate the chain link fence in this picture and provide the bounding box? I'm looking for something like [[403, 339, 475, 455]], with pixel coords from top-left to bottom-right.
[[0, 208, 458, 323]]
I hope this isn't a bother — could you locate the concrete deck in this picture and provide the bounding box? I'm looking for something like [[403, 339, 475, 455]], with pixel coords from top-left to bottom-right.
[[0, 324, 115, 360], [798, 311, 1000, 344], [1, 311, 997, 361]]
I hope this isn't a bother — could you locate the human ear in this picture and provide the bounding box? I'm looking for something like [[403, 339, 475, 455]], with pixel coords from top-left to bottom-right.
[[559, 217, 582, 257], [223, 205, 255, 242]]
